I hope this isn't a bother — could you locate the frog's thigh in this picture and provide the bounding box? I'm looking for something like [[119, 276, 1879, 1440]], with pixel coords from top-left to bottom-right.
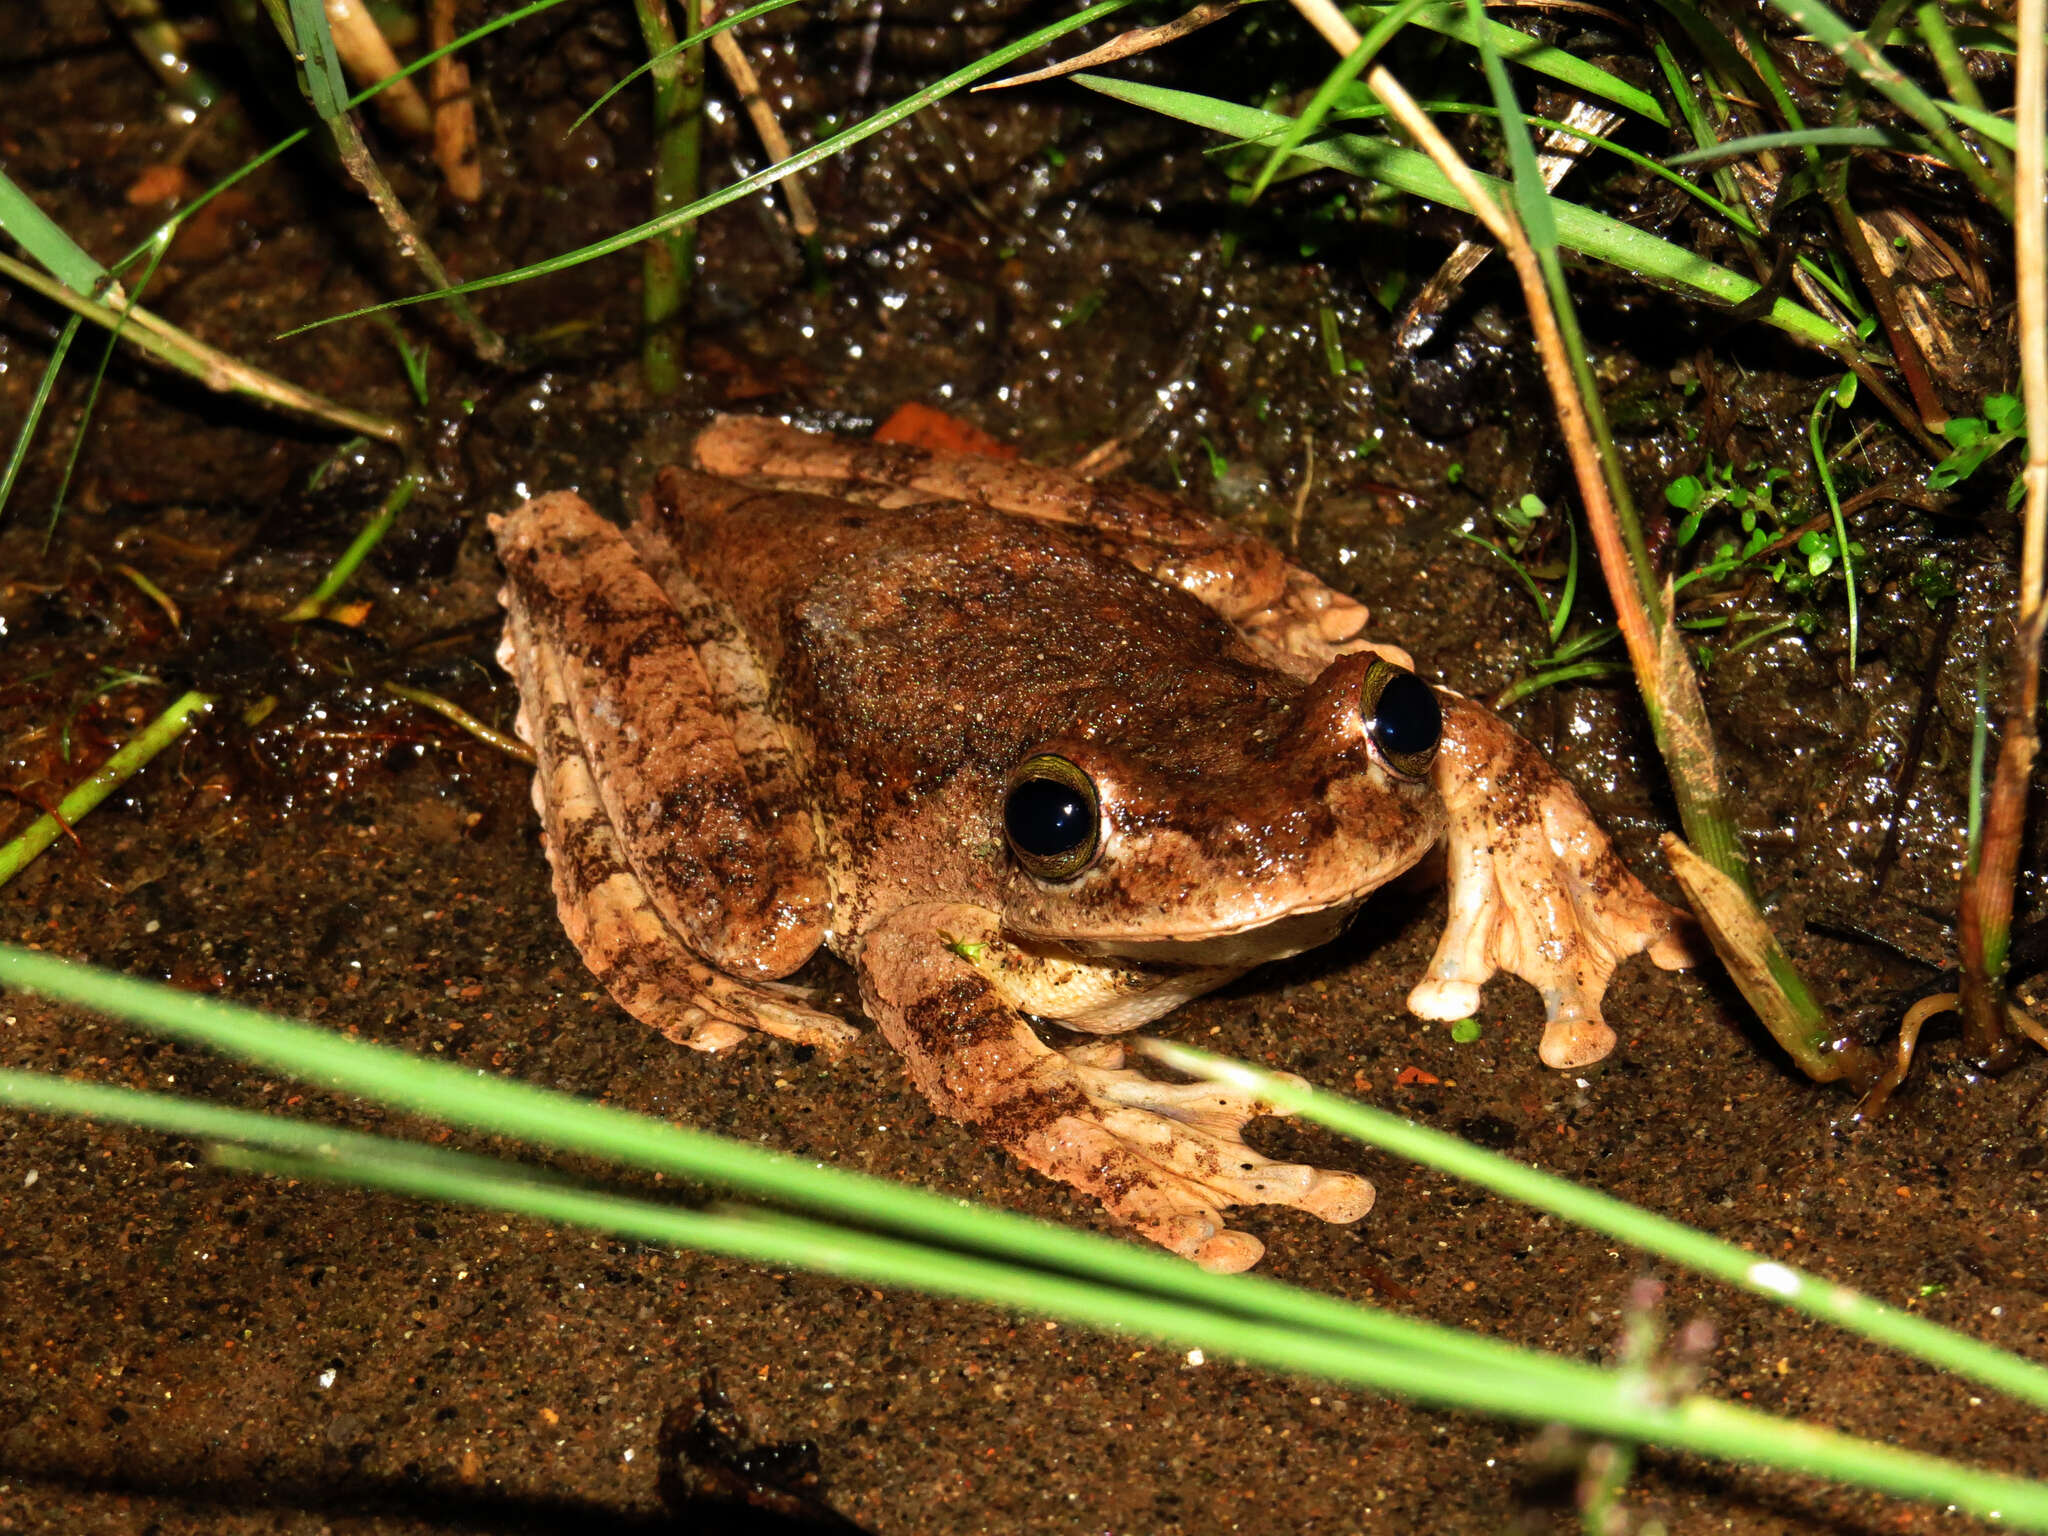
[[623, 512, 812, 836], [1407, 696, 1696, 1069], [494, 493, 829, 981], [692, 415, 1380, 676], [859, 904, 1374, 1273], [496, 601, 858, 1056]]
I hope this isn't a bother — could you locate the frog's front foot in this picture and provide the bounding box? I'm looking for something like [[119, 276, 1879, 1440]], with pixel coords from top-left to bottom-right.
[[860, 906, 1373, 1272], [1409, 696, 1698, 1069]]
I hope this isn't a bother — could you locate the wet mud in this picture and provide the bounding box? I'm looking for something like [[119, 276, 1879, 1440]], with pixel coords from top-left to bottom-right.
[[2, 0, 2043, 1530]]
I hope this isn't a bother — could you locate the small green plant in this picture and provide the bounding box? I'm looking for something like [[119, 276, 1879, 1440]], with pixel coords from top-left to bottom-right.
[[1928, 391, 2029, 508], [1665, 456, 1862, 660], [1455, 494, 1623, 704]]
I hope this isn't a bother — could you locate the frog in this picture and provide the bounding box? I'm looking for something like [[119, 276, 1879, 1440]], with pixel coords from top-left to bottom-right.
[[491, 415, 1694, 1272]]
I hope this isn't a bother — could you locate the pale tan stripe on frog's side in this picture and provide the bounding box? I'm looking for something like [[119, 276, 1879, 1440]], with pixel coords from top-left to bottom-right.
[[493, 492, 831, 983]]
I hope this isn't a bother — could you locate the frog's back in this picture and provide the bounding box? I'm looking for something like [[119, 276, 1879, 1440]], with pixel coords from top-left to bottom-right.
[[642, 465, 1299, 788]]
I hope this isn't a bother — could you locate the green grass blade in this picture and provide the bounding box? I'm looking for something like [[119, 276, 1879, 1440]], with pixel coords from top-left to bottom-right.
[[0, 944, 1590, 1374], [279, 0, 1137, 336], [1464, 0, 1555, 254], [0, 312, 79, 526], [570, 0, 802, 136], [1143, 1040, 2048, 1415], [1247, 0, 1432, 201], [280, 473, 421, 621], [6, 1063, 2048, 1525], [1076, 75, 1857, 355], [1638, 0, 1772, 105], [1355, 3, 1668, 126], [1762, 0, 2011, 214], [1940, 99, 2019, 152], [0, 692, 215, 890], [0, 1069, 1576, 1387], [0, 167, 107, 295], [1668, 125, 1909, 163], [282, 0, 350, 120]]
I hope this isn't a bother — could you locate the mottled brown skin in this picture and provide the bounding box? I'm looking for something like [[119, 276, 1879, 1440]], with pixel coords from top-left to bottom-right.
[[492, 417, 1693, 1271], [638, 470, 1437, 950]]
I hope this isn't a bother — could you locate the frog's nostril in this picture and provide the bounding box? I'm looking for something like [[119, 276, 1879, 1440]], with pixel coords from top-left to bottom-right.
[[1362, 662, 1441, 779]]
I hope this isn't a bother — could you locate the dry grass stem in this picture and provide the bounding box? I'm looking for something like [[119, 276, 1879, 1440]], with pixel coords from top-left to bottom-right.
[[1282, 0, 1843, 1078], [707, 19, 816, 237], [0, 250, 403, 442], [323, 0, 431, 138], [975, 1, 1246, 91], [1956, 0, 2046, 1062], [429, 0, 482, 202]]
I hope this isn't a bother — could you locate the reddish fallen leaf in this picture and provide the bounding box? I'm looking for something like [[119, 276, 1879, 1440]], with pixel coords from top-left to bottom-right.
[[126, 163, 197, 206], [873, 402, 1018, 459], [1395, 1066, 1441, 1087]]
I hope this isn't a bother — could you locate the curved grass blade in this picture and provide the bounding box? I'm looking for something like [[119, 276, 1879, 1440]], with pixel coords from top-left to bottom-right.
[[1247, 0, 1432, 201], [279, 0, 1137, 337], [5, 991, 2048, 1525], [1355, 1, 1667, 126], [1076, 75, 1857, 354], [0, 943, 1556, 1371], [1142, 1038, 2048, 1418], [1762, 0, 2011, 215], [1668, 125, 1911, 163]]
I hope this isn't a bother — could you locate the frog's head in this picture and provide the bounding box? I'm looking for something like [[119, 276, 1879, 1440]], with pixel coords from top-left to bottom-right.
[[994, 653, 1448, 966]]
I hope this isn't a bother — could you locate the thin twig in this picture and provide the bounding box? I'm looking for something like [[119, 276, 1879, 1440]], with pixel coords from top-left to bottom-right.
[[383, 683, 535, 763], [429, 0, 482, 202], [1956, 0, 2046, 1067], [707, 18, 816, 237]]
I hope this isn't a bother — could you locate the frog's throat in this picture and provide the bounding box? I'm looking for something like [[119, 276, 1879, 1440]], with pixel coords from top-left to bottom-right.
[[1009, 899, 1358, 971]]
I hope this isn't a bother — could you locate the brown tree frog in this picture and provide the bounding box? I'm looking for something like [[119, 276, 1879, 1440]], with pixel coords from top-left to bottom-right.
[[492, 417, 1692, 1271]]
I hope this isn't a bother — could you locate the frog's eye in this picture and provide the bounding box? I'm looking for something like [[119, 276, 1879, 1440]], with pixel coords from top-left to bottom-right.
[[1361, 660, 1441, 780], [1003, 754, 1102, 880]]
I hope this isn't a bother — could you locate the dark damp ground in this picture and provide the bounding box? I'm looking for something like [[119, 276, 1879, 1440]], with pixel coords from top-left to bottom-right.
[[2, 0, 2044, 1530]]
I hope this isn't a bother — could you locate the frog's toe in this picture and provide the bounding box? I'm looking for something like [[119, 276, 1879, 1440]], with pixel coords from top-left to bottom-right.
[[683, 1019, 752, 1054], [1407, 977, 1483, 1023], [1072, 1060, 1376, 1230], [1537, 1015, 1618, 1071], [1193, 1229, 1267, 1274], [1649, 924, 1702, 972]]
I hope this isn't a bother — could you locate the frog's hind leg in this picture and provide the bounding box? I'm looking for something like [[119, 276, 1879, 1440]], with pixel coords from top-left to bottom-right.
[[1406, 695, 1696, 1069], [691, 415, 1390, 679], [859, 904, 1375, 1273], [493, 498, 857, 1057]]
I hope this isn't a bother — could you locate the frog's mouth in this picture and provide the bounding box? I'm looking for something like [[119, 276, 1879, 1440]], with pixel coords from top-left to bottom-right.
[[1013, 898, 1362, 970]]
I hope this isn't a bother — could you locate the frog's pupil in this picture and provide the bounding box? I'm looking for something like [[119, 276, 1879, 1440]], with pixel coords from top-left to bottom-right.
[[1005, 778, 1093, 859], [1370, 670, 1442, 761]]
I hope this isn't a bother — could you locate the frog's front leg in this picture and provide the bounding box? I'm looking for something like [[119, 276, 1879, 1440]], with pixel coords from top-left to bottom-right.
[[858, 904, 1374, 1273], [1407, 695, 1696, 1068]]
